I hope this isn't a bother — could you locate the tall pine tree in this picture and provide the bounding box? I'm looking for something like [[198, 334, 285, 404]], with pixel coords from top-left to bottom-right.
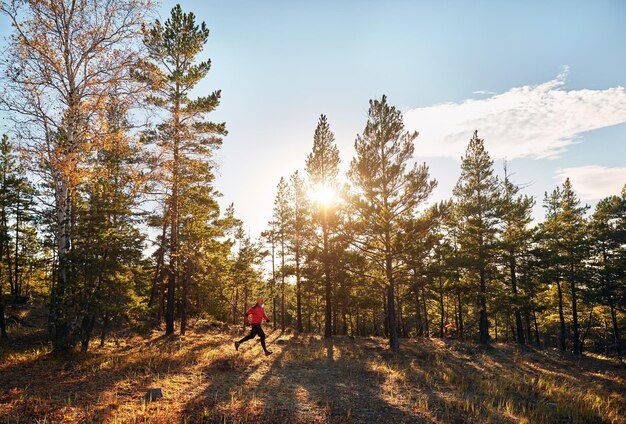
[[589, 192, 624, 356], [306, 114, 340, 338], [539, 187, 568, 351], [137, 5, 226, 335], [290, 171, 310, 332], [348, 95, 436, 351], [453, 131, 500, 344], [499, 164, 534, 345], [272, 177, 291, 331], [559, 178, 589, 355]]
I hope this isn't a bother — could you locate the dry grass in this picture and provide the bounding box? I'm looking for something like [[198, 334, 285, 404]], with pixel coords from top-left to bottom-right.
[[0, 320, 624, 423]]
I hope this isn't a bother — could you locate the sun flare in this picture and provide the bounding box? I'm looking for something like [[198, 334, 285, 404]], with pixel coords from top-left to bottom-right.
[[308, 183, 337, 206]]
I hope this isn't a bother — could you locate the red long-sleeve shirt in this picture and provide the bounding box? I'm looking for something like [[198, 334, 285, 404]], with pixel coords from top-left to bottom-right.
[[245, 305, 269, 324]]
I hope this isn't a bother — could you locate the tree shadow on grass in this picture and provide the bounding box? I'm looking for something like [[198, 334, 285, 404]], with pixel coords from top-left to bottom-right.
[[0, 329, 237, 422], [181, 328, 286, 422], [183, 333, 429, 423], [401, 338, 619, 423]]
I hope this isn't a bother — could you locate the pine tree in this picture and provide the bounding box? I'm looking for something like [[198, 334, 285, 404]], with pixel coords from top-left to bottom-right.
[[177, 149, 225, 335], [0, 134, 39, 339], [444, 203, 467, 339], [290, 171, 310, 332], [0, 134, 15, 339], [539, 187, 568, 351], [306, 114, 340, 338], [538, 180, 589, 354], [202, 203, 242, 325], [261, 226, 279, 329], [589, 193, 624, 356], [72, 99, 147, 351], [137, 5, 226, 335], [559, 178, 589, 355], [399, 202, 445, 338], [272, 177, 291, 331], [499, 164, 534, 345], [348, 95, 436, 351], [453, 131, 500, 344], [231, 229, 266, 330]]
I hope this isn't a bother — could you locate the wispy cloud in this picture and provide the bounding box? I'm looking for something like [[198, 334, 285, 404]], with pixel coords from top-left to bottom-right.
[[404, 69, 626, 160], [472, 90, 497, 95], [555, 165, 626, 201]]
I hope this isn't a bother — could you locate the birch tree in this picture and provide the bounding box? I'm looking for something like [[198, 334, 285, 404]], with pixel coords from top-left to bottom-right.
[[0, 0, 152, 352]]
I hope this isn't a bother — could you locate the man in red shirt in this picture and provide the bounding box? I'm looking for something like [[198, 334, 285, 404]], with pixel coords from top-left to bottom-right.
[[235, 298, 272, 356]]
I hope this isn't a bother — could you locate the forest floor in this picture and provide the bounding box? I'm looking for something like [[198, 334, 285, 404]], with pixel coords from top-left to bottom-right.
[[0, 305, 625, 423]]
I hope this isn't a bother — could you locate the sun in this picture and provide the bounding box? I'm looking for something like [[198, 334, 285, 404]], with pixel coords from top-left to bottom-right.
[[309, 183, 337, 206]]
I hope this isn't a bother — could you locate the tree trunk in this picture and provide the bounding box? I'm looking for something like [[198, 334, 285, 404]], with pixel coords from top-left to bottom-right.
[[422, 288, 430, 337], [14, 195, 20, 298], [323, 212, 332, 338], [494, 309, 498, 342], [316, 293, 321, 333], [0, 303, 6, 339], [148, 206, 168, 309], [280, 230, 286, 332], [457, 288, 464, 339], [556, 279, 566, 351], [396, 285, 405, 337], [281, 275, 286, 332], [166, 88, 182, 337], [509, 253, 525, 345], [269, 232, 277, 330], [504, 311, 510, 342], [180, 261, 190, 336], [80, 314, 96, 353], [100, 312, 109, 348], [604, 317, 609, 355], [52, 181, 72, 352], [414, 284, 423, 337], [47, 252, 57, 337], [439, 277, 445, 338], [479, 265, 489, 344], [239, 287, 245, 330], [570, 267, 580, 355], [387, 284, 399, 350], [373, 305, 379, 336], [306, 289, 311, 332], [272, 294, 277, 330], [610, 303, 620, 357], [2, 205, 14, 297], [233, 288, 239, 325], [295, 238, 303, 333], [159, 285, 165, 324], [581, 308, 593, 354], [533, 309, 540, 347], [166, 198, 177, 335], [0, 275, 6, 339], [524, 308, 533, 346]]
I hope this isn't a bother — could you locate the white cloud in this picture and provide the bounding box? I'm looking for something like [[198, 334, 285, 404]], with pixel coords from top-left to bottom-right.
[[555, 165, 626, 201], [404, 69, 626, 160]]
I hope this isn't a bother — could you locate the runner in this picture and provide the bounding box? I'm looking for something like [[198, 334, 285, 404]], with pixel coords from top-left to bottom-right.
[[235, 297, 272, 356]]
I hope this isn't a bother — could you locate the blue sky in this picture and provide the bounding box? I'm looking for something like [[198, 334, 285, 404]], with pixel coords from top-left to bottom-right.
[[3, 1, 626, 239], [166, 0, 624, 237]]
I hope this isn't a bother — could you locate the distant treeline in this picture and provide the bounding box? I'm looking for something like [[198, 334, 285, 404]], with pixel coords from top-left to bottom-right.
[[266, 105, 625, 356]]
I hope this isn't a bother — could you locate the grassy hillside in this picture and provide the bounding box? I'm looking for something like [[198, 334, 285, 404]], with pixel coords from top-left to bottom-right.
[[0, 310, 624, 423]]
